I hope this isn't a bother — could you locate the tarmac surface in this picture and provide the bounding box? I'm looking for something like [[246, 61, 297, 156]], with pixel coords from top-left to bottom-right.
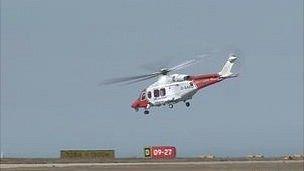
[[1, 160, 303, 171]]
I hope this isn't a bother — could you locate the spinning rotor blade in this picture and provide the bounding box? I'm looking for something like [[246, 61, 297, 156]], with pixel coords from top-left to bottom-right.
[[168, 57, 202, 72], [124, 74, 160, 85], [140, 57, 172, 72], [100, 72, 160, 85], [101, 55, 205, 85]]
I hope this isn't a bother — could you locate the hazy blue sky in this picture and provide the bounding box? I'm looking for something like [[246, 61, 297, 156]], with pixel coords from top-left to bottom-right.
[[1, 0, 303, 158]]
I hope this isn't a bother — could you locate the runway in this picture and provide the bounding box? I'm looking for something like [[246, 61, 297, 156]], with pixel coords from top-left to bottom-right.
[[1, 160, 303, 171]]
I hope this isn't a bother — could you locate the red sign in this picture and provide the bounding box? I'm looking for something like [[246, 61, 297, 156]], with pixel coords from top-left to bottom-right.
[[144, 146, 176, 159]]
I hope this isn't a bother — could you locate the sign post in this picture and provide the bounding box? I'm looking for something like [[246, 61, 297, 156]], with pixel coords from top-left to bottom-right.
[[144, 146, 176, 159]]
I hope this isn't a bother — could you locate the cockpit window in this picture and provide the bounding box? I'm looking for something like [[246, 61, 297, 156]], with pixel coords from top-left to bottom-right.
[[160, 88, 166, 96], [147, 91, 152, 99], [141, 92, 146, 100]]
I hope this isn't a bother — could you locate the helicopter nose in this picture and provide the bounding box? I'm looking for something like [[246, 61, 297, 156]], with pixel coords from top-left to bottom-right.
[[131, 100, 139, 109]]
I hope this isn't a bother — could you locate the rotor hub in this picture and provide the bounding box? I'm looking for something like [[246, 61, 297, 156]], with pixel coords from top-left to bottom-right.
[[160, 68, 169, 75]]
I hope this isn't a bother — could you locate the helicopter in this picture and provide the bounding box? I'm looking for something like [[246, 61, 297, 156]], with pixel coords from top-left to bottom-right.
[[102, 53, 238, 114]]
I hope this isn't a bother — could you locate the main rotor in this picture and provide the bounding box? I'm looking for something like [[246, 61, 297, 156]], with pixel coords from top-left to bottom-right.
[[101, 57, 204, 85]]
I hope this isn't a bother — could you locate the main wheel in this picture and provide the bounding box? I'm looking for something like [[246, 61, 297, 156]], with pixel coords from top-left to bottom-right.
[[185, 102, 190, 107], [169, 104, 173, 108], [144, 110, 149, 115]]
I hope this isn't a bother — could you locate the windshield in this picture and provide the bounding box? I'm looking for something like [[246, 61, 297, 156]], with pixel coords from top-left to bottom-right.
[[139, 90, 146, 100]]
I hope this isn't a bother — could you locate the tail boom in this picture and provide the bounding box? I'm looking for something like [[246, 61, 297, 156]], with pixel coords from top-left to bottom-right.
[[190, 74, 223, 90], [190, 54, 238, 90]]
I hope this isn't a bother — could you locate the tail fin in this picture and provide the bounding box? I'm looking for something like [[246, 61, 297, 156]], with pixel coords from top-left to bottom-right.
[[218, 54, 238, 78]]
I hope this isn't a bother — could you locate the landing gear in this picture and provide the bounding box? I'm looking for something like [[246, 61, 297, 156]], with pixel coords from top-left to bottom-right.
[[144, 110, 150, 115], [185, 102, 190, 107], [169, 104, 173, 108]]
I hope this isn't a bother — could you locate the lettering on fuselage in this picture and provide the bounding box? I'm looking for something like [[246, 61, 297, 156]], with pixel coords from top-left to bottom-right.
[[180, 84, 194, 90]]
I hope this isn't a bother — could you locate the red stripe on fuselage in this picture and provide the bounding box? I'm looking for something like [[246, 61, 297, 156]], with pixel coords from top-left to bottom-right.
[[190, 73, 223, 90]]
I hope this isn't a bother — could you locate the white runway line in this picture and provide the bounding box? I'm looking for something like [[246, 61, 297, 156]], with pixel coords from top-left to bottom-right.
[[1, 160, 303, 169]]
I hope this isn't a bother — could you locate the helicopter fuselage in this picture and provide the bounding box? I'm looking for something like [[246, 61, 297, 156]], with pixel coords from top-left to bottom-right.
[[131, 73, 232, 111], [126, 54, 238, 114]]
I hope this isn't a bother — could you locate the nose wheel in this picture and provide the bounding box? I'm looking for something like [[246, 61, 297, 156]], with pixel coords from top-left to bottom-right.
[[144, 110, 149, 115], [168, 104, 173, 108], [185, 102, 190, 107]]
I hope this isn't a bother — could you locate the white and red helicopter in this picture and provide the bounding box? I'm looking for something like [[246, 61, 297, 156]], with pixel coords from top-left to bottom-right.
[[103, 54, 238, 114]]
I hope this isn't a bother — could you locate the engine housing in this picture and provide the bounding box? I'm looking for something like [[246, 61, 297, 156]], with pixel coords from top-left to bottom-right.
[[171, 74, 190, 82]]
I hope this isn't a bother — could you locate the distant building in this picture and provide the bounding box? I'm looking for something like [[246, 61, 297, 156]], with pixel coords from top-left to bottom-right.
[[293, 154, 304, 158], [284, 155, 294, 160], [247, 154, 264, 159], [284, 154, 304, 160], [60, 150, 115, 159], [199, 154, 215, 159]]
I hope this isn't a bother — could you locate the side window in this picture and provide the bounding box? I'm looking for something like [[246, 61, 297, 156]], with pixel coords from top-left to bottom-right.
[[160, 88, 166, 96], [154, 89, 159, 97], [141, 92, 146, 100], [147, 91, 151, 99]]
